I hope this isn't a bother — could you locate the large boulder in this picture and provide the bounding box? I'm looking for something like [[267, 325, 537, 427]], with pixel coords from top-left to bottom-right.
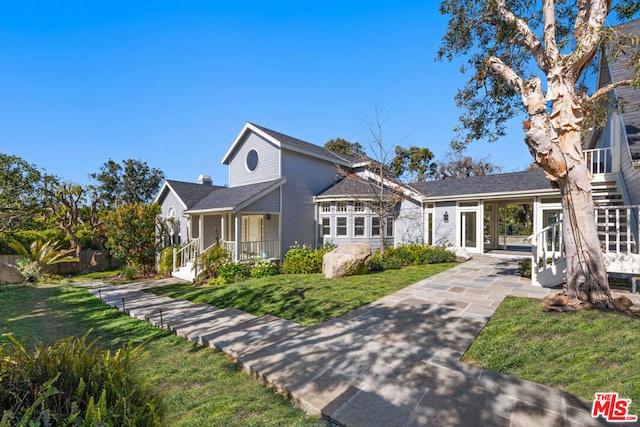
[[447, 246, 472, 263], [0, 262, 24, 284], [323, 243, 372, 279]]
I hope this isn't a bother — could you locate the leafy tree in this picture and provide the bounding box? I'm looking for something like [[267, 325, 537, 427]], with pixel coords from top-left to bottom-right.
[[0, 153, 56, 232], [435, 152, 500, 179], [103, 203, 162, 274], [389, 145, 437, 182], [324, 138, 367, 157], [90, 159, 165, 209], [437, 0, 640, 308]]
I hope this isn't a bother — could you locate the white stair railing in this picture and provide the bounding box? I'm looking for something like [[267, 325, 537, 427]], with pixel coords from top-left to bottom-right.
[[584, 147, 612, 174], [174, 237, 200, 270], [530, 222, 566, 287]]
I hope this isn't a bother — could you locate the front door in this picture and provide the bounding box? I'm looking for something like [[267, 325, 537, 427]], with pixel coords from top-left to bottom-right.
[[243, 215, 263, 242]]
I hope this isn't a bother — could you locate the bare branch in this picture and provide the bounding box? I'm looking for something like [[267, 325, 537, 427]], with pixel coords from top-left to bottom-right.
[[587, 79, 634, 103], [566, 0, 611, 79], [495, 0, 551, 72], [542, 0, 559, 61]]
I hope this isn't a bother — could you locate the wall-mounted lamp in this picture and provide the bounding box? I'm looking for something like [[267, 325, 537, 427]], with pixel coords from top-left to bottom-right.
[[265, 214, 271, 220], [443, 211, 449, 223]]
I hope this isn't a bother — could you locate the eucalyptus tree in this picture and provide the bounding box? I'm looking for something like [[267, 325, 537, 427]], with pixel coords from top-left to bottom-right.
[[438, 0, 640, 308]]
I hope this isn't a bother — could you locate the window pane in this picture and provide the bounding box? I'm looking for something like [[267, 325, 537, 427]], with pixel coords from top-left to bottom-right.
[[336, 202, 347, 212], [321, 203, 330, 213], [354, 202, 364, 212], [322, 218, 331, 236], [386, 217, 394, 237], [336, 217, 347, 236], [354, 217, 365, 236], [371, 217, 380, 236]]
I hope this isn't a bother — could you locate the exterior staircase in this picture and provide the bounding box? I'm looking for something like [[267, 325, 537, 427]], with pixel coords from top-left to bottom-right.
[[531, 171, 640, 287]]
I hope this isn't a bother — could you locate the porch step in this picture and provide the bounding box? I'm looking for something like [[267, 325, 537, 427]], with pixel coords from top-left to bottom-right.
[[172, 262, 195, 282]]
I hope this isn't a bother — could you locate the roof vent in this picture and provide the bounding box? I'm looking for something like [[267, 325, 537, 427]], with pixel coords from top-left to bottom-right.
[[198, 174, 212, 185]]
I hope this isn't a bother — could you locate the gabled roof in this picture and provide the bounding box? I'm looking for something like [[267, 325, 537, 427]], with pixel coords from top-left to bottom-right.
[[221, 122, 353, 166], [410, 169, 555, 201], [186, 178, 286, 213], [608, 19, 640, 159], [154, 179, 222, 209], [316, 176, 391, 198]]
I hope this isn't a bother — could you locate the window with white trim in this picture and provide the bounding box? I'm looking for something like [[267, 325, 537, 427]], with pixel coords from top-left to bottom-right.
[[336, 217, 347, 236], [322, 218, 331, 236], [386, 216, 394, 237], [354, 217, 365, 236], [371, 217, 381, 237], [336, 202, 347, 213], [354, 202, 364, 212], [321, 203, 331, 213]]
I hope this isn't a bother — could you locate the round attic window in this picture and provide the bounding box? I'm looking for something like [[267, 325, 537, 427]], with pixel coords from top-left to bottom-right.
[[246, 149, 259, 172]]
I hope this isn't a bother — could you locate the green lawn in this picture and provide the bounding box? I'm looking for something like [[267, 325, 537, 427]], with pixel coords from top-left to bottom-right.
[[463, 296, 640, 414], [149, 263, 458, 326], [0, 283, 324, 426]]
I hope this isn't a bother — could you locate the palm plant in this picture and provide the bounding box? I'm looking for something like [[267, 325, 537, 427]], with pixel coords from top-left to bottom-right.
[[8, 239, 79, 282]]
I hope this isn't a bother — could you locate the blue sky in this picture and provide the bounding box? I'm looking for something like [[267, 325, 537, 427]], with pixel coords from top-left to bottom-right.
[[0, 1, 535, 187]]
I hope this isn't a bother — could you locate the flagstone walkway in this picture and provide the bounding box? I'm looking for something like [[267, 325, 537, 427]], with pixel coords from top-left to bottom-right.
[[89, 256, 635, 426]]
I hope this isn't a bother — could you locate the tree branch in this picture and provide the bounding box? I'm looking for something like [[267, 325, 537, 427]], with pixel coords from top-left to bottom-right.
[[495, 0, 551, 72], [542, 0, 559, 61], [566, 0, 611, 79], [587, 79, 634, 103]]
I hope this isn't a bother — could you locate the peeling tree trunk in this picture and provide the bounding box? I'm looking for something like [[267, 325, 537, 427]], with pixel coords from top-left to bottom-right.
[[521, 81, 613, 308]]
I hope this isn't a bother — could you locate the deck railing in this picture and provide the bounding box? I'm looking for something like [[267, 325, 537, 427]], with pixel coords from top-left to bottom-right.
[[222, 240, 281, 262], [584, 147, 612, 174], [530, 205, 640, 286]]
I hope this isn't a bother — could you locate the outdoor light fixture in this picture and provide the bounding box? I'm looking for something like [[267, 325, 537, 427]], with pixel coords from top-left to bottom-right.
[[443, 211, 449, 223]]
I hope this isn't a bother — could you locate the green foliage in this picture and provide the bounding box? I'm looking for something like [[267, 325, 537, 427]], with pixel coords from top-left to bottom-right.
[[0, 332, 163, 426], [389, 145, 437, 182], [90, 159, 165, 210], [0, 152, 56, 233], [324, 138, 366, 157], [8, 239, 78, 282], [369, 244, 456, 272], [104, 203, 161, 274], [435, 152, 500, 179], [121, 264, 139, 280], [250, 259, 278, 278], [217, 261, 249, 284], [281, 243, 335, 274], [195, 244, 230, 280], [158, 246, 176, 276], [519, 259, 532, 278]]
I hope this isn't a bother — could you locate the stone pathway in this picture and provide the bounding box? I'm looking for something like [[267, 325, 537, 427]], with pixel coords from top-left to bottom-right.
[[89, 256, 637, 426]]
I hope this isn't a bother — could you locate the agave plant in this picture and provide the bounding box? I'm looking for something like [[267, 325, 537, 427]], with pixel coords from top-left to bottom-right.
[[8, 239, 79, 282]]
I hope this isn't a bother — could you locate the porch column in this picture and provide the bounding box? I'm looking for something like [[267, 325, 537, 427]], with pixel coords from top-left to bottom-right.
[[198, 214, 205, 252], [234, 214, 241, 262], [611, 112, 621, 173], [221, 215, 226, 242]]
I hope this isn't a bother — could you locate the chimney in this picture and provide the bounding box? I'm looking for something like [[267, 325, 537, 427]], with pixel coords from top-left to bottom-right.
[[198, 174, 212, 185]]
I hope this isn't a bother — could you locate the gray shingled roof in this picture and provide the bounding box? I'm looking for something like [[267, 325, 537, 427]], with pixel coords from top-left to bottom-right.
[[409, 169, 553, 199], [187, 178, 283, 212], [249, 123, 354, 164], [317, 176, 389, 198], [164, 180, 222, 208], [609, 19, 640, 160]]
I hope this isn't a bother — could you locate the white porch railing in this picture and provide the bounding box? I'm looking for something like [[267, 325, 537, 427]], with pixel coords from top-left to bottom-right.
[[530, 222, 566, 287], [530, 205, 640, 286], [174, 237, 200, 270], [222, 240, 281, 262], [584, 147, 612, 174]]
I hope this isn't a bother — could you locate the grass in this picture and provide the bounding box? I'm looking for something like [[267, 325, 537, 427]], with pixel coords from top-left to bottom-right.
[[0, 283, 324, 426], [463, 296, 640, 414], [149, 263, 458, 326]]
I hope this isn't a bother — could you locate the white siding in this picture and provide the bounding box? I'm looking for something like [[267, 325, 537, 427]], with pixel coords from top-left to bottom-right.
[[396, 199, 424, 244], [158, 189, 189, 244], [280, 149, 340, 252], [621, 130, 640, 206], [227, 132, 281, 187], [434, 202, 456, 246]]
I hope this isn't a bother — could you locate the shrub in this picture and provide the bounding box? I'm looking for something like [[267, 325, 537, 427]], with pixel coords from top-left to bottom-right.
[[217, 261, 249, 284], [369, 244, 455, 272], [195, 244, 230, 280], [250, 259, 278, 278], [519, 258, 532, 278], [158, 246, 176, 277], [0, 332, 163, 426], [121, 264, 139, 280]]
